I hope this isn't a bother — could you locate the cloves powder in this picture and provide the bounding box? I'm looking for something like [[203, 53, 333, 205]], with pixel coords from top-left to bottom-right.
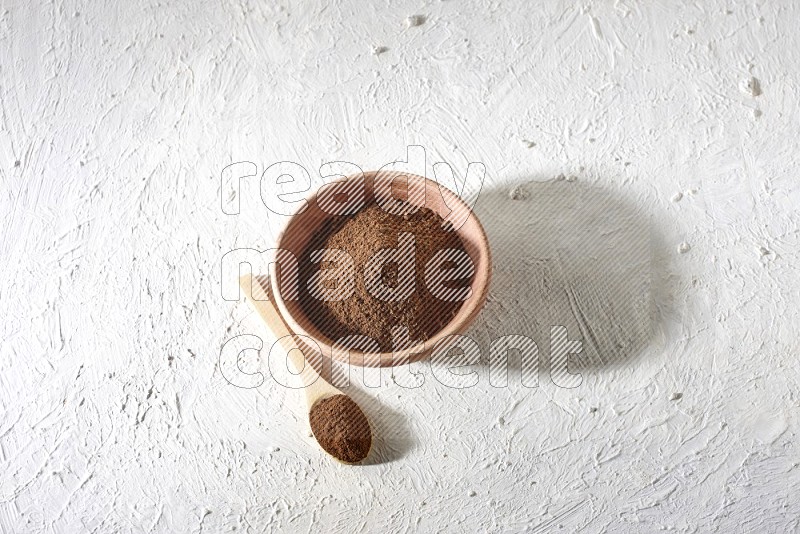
[[309, 394, 371, 463], [298, 204, 472, 352]]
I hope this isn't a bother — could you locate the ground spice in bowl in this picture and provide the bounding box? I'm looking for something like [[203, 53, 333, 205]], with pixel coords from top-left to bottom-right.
[[298, 204, 472, 352], [308, 394, 372, 463]]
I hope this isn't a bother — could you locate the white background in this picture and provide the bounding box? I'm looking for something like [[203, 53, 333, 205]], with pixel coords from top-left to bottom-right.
[[2, 0, 799, 532]]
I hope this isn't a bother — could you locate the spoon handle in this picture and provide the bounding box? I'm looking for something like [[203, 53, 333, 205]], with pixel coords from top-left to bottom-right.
[[239, 274, 340, 407]]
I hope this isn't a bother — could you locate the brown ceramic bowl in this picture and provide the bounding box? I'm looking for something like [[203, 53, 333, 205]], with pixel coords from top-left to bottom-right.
[[270, 170, 491, 367]]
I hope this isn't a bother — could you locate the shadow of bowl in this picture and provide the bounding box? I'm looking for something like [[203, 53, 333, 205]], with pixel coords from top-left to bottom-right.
[[466, 178, 674, 376]]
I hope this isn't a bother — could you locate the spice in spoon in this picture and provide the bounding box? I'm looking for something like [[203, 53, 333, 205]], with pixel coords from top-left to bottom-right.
[[308, 394, 372, 463]]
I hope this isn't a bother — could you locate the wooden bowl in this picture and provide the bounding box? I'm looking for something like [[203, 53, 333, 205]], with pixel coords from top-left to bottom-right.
[[270, 170, 491, 367]]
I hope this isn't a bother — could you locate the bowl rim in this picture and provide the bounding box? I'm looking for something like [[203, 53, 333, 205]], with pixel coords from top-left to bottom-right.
[[269, 170, 492, 367]]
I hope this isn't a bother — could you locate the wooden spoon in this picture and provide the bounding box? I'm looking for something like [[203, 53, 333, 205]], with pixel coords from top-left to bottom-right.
[[239, 273, 372, 464]]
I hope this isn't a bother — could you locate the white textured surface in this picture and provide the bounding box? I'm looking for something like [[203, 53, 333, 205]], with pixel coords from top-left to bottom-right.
[[2, 1, 799, 532]]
